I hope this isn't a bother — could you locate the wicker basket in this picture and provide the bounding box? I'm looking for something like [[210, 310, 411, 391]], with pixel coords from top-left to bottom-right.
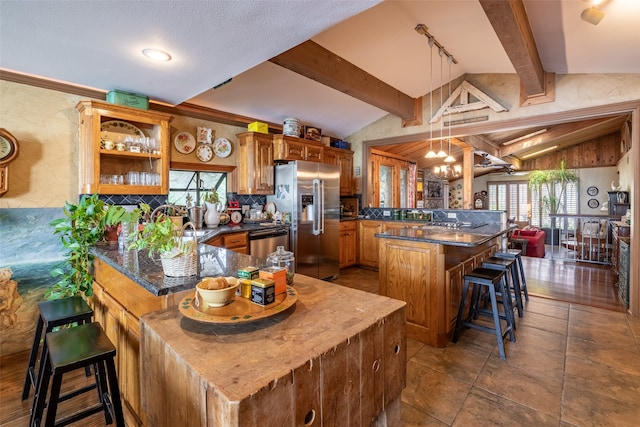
[[161, 253, 197, 277], [159, 220, 198, 277]]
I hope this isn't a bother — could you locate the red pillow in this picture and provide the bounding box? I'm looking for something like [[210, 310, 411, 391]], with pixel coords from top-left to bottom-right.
[[518, 230, 538, 237]]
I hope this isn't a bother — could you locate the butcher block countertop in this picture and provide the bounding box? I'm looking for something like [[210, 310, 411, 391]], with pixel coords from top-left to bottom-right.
[[140, 274, 407, 426]]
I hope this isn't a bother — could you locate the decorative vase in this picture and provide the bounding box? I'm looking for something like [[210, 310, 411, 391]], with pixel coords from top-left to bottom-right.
[[204, 202, 221, 228]]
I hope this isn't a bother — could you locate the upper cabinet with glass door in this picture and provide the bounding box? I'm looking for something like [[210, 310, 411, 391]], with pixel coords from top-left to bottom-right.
[[76, 100, 172, 195]]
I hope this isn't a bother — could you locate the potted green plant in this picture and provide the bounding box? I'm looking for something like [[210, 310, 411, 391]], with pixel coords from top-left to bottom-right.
[[49, 194, 126, 299], [128, 204, 197, 276], [528, 160, 579, 243]]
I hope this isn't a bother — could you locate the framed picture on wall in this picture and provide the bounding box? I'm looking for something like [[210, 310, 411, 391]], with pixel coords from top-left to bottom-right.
[[426, 181, 442, 198]]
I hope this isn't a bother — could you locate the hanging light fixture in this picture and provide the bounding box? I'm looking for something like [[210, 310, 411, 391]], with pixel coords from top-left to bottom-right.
[[433, 163, 462, 180], [444, 54, 456, 163], [425, 36, 437, 158], [435, 47, 447, 158]]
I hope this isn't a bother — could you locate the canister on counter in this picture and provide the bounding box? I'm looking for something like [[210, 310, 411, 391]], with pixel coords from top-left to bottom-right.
[[238, 266, 259, 280], [259, 267, 286, 295], [250, 278, 275, 305], [240, 279, 252, 299]]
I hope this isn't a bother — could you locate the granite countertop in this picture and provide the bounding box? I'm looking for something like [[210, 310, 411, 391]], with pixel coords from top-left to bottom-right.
[[376, 223, 516, 247], [91, 223, 286, 297]]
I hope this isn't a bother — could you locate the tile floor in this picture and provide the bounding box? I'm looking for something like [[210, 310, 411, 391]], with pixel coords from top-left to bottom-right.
[[331, 268, 640, 426]]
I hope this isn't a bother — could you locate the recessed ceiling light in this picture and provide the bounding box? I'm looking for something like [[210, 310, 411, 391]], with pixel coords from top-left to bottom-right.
[[142, 48, 172, 62]]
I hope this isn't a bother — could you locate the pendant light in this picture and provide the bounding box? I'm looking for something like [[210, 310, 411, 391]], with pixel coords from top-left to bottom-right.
[[425, 37, 437, 159], [444, 55, 456, 163], [435, 47, 447, 158]]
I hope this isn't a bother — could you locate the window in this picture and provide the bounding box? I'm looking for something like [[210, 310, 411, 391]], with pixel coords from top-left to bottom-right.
[[487, 181, 529, 222], [489, 179, 579, 228], [169, 170, 227, 207], [531, 181, 578, 228]]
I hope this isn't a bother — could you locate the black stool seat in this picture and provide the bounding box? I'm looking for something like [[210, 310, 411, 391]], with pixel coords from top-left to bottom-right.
[[482, 256, 522, 319], [30, 322, 124, 427], [23, 296, 93, 401], [453, 267, 515, 360], [494, 249, 529, 302]]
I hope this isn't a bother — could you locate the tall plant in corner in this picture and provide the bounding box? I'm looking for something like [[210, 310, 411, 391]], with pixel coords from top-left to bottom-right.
[[49, 194, 125, 299], [528, 160, 579, 227]]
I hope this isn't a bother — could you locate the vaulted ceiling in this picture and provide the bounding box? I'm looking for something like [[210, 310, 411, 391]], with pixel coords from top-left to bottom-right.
[[2, 0, 638, 171]]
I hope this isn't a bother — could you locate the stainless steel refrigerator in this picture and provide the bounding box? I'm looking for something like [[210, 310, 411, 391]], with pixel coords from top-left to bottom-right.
[[267, 160, 340, 280]]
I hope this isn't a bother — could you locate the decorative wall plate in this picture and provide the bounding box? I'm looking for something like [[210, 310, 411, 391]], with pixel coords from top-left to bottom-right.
[[213, 137, 232, 158], [586, 186, 599, 196], [588, 198, 599, 208], [174, 131, 196, 154], [196, 143, 213, 162]]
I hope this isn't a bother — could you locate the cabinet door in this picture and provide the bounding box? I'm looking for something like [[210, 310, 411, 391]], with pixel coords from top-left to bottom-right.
[[305, 144, 323, 162], [339, 153, 353, 196], [280, 138, 306, 161], [358, 221, 382, 269], [344, 229, 357, 267], [236, 132, 274, 195], [122, 310, 143, 426]]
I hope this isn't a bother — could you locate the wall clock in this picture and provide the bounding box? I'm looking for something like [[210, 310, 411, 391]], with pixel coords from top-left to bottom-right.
[[586, 186, 598, 196], [196, 143, 213, 162], [0, 128, 20, 197]]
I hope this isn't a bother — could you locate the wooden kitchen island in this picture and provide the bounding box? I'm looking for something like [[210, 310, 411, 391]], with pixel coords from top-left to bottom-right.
[[376, 223, 513, 348], [90, 243, 406, 427]]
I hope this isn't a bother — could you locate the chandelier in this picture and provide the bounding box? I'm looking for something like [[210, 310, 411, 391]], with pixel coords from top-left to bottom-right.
[[434, 164, 462, 180]]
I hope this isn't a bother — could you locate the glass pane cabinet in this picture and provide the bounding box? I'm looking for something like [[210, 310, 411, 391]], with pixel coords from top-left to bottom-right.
[[76, 100, 172, 195]]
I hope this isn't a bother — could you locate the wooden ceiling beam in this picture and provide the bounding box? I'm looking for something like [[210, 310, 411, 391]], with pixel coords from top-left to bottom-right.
[[500, 116, 625, 157], [269, 40, 420, 123], [479, 0, 553, 104]]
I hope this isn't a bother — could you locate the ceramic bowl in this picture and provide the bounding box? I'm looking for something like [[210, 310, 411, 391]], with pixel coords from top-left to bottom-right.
[[196, 277, 239, 307]]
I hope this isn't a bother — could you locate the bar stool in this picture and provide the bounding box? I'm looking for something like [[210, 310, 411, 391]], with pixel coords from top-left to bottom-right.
[[482, 256, 522, 319], [494, 249, 529, 303], [453, 267, 515, 360], [22, 296, 94, 401], [29, 322, 124, 427]]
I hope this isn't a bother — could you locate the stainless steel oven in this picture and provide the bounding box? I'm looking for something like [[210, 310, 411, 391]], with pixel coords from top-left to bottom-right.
[[248, 227, 289, 259]]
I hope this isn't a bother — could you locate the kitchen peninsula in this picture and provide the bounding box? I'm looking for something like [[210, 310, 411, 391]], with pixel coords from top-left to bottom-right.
[[89, 238, 406, 426], [375, 220, 514, 348]]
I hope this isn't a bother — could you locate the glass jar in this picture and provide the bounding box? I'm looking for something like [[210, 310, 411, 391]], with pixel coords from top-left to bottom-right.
[[266, 246, 295, 286]]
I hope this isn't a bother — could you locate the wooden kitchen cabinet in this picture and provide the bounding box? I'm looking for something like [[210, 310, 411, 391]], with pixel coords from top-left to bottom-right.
[[89, 258, 188, 426], [358, 220, 383, 268], [236, 132, 274, 195], [273, 134, 324, 162], [324, 146, 354, 195], [339, 221, 357, 268], [76, 100, 172, 195], [204, 231, 249, 254]]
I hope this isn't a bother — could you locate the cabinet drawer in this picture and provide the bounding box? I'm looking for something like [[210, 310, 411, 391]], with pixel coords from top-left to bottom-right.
[[222, 232, 248, 248]]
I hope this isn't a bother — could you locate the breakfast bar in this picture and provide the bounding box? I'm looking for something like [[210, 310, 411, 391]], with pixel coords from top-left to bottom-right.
[[89, 243, 406, 426], [375, 223, 514, 347]]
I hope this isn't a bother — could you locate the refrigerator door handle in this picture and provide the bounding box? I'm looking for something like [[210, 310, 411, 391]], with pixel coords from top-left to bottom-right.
[[319, 178, 325, 235], [312, 178, 323, 235]]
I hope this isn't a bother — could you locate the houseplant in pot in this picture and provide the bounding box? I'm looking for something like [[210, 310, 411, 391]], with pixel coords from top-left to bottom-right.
[[528, 160, 579, 244], [49, 194, 126, 299], [128, 204, 198, 277]]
